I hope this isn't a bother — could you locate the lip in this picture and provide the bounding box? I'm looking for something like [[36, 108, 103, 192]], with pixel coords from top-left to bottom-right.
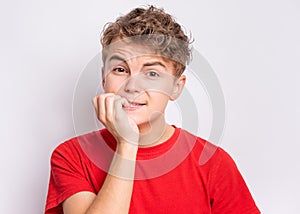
[[122, 100, 146, 111]]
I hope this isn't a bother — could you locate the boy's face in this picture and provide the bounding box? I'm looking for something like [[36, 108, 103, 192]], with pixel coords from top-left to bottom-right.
[[102, 39, 185, 129]]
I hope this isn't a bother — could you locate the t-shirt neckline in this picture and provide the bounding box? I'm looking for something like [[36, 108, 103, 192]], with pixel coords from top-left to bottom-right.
[[100, 126, 180, 160]]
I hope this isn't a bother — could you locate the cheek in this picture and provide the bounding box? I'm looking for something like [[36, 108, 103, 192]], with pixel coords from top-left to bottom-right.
[[148, 93, 170, 111], [103, 76, 124, 93], [103, 82, 116, 93]]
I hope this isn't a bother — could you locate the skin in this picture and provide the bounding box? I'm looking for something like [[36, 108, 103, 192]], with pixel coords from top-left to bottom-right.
[[62, 40, 186, 214]]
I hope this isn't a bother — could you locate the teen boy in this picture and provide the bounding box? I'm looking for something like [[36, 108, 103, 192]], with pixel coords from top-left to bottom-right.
[[45, 5, 260, 214]]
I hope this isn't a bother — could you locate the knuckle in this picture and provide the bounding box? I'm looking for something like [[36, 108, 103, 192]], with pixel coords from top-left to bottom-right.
[[105, 112, 113, 122], [98, 116, 104, 123], [99, 113, 105, 122]]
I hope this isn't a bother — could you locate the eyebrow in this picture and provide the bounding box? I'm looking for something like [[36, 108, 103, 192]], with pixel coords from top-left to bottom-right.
[[143, 61, 166, 68], [108, 55, 166, 69], [108, 55, 126, 63]]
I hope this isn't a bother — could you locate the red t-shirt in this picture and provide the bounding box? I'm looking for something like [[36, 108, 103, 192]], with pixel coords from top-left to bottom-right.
[[45, 127, 260, 213]]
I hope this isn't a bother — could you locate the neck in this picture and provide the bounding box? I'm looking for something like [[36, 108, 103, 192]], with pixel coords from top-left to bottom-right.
[[137, 115, 175, 148]]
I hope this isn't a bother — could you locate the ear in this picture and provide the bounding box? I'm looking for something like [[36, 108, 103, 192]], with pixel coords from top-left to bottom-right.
[[170, 75, 186, 101], [101, 67, 105, 88]]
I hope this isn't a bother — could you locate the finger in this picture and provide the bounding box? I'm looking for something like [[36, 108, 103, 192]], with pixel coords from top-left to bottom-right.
[[93, 96, 102, 122], [115, 96, 130, 114], [105, 94, 115, 122], [92, 96, 98, 112], [113, 96, 126, 120], [99, 93, 115, 123], [113, 97, 132, 140], [99, 93, 113, 122], [113, 95, 124, 110]]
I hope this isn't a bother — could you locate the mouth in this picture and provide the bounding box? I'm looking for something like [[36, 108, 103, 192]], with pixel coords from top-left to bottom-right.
[[122, 100, 146, 111]]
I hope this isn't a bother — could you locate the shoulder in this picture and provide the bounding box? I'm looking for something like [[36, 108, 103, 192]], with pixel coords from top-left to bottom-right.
[[172, 128, 260, 213], [177, 129, 218, 161], [50, 129, 108, 163], [46, 130, 107, 214], [50, 128, 116, 172], [178, 128, 236, 169]]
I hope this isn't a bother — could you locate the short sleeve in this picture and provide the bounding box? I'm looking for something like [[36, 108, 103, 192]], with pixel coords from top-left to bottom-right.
[[209, 148, 260, 214], [45, 139, 95, 214]]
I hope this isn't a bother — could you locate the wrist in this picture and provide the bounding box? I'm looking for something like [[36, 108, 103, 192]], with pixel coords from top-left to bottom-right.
[[109, 150, 136, 180], [116, 141, 138, 160]]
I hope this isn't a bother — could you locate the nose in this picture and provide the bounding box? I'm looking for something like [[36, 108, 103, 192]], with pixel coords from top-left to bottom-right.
[[123, 74, 142, 94]]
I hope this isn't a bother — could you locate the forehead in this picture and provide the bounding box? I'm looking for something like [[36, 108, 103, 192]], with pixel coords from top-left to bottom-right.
[[103, 38, 172, 65]]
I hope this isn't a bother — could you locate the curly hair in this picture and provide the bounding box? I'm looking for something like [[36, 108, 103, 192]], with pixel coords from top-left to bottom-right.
[[100, 5, 192, 76]]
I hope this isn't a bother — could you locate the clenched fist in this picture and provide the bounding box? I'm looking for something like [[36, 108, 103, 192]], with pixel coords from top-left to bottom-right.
[[93, 93, 139, 147]]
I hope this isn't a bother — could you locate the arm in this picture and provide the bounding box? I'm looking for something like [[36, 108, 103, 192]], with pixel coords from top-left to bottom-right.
[[63, 142, 137, 214], [62, 94, 139, 214], [209, 148, 260, 214]]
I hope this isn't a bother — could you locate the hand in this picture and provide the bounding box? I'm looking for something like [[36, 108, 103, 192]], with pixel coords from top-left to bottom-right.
[[93, 93, 139, 146]]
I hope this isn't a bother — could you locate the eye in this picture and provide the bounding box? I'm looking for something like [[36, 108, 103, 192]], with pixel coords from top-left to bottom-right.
[[146, 71, 159, 78], [112, 67, 128, 74]]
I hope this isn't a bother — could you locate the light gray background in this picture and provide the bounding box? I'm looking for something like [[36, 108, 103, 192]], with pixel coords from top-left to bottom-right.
[[0, 0, 299, 213]]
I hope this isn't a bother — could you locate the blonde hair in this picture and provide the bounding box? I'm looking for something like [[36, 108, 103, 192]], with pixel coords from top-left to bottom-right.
[[101, 5, 192, 76]]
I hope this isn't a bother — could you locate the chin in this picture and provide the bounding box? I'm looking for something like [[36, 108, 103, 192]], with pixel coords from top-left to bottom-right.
[[132, 118, 148, 127], [129, 116, 149, 129]]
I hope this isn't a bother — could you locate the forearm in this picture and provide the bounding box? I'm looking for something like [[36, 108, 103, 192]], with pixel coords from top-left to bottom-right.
[[85, 142, 138, 214]]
